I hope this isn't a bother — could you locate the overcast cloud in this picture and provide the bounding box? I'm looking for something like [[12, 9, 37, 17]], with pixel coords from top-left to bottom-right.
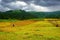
[[0, 0, 60, 12]]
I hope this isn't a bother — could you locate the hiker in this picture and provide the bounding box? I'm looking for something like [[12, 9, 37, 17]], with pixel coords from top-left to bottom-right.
[[13, 24, 15, 27], [56, 24, 59, 27]]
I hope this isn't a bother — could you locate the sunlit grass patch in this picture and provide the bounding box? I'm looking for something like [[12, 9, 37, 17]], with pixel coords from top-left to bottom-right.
[[0, 19, 60, 40]]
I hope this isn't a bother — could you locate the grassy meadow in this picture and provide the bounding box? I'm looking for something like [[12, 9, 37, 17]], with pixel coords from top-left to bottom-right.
[[0, 19, 60, 40]]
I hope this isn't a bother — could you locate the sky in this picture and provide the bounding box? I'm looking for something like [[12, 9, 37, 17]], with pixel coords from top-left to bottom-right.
[[0, 0, 60, 12]]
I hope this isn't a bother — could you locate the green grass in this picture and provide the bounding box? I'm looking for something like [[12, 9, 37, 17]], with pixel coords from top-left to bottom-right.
[[0, 27, 60, 40], [0, 19, 60, 40]]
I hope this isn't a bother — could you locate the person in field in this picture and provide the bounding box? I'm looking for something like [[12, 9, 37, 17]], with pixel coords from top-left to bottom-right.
[[56, 24, 59, 27], [13, 24, 15, 27]]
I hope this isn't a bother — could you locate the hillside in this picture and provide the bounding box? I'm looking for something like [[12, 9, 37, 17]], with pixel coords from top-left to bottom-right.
[[0, 20, 60, 40], [0, 10, 60, 40], [29, 11, 60, 19], [0, 10, 60, 20]]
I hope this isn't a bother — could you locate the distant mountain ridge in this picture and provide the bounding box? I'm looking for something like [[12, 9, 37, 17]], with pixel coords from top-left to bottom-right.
[[29, 11, 60, 18], [0, 10, 60, 20]]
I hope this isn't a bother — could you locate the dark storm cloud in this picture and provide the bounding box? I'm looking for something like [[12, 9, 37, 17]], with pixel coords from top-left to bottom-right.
[[0, 0, 28, 11], [1, 0, 60, 6], [20, 0, 60, 6], [0, 0, 60, 12], [2, 0, 16, 3]]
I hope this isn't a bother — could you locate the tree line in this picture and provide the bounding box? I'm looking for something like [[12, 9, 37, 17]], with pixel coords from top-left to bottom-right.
[[0, 10, 60, 20]]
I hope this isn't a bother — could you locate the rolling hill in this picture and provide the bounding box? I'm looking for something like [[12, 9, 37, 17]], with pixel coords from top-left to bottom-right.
[[0, 10, 60, 20]]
